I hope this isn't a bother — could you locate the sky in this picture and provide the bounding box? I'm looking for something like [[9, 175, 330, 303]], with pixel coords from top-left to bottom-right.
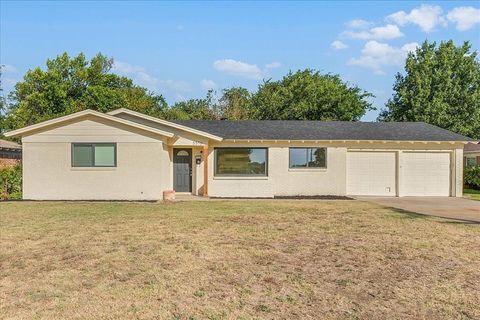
[[1, 1, 479, 121]]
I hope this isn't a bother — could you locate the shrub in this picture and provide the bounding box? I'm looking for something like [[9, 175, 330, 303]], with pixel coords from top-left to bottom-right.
[[0, 164, 22, 200], [464, 166, 480, 190]]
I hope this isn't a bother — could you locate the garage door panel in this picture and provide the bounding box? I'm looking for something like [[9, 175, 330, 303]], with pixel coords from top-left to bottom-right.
[[402, 152, 450, 196], [347, 152, 396, 196]]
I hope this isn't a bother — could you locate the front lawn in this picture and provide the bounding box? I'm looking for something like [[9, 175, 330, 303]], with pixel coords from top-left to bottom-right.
[[1, 200, 479, 319], [464, 188, 480, 201]]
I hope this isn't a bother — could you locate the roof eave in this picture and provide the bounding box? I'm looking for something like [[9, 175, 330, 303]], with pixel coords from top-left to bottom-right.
[[221, 138, 470, 143]]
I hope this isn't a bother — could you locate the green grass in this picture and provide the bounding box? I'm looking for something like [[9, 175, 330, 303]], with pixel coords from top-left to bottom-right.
[[464, 188, 480, 201], [1, 200, 479, 319]]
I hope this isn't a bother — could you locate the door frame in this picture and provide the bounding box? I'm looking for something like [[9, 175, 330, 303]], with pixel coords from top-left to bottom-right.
[[173, 148, 193, 193]]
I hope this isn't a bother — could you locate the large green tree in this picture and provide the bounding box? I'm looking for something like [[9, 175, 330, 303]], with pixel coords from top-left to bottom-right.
[[164, 90, 217, 120], [379, 40, 480, 138], [3, 53, 168, 130], [250, 69, 373, 121], [218, 87, 252, 120], [0, 66, 6, 135]]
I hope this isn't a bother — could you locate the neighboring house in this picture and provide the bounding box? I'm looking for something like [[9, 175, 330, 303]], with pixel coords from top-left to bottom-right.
[[464, 142, 480, 166], [4, 108, 472, 200], [0, 139, 22, 168]]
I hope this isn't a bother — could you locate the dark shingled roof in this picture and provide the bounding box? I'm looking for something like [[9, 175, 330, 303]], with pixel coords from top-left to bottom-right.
[[173, 120, 473, 141]]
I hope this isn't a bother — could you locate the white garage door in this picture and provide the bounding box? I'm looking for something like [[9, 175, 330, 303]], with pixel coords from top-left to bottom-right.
[[402, 152, 450, 196], [347, 151, 396, 196]]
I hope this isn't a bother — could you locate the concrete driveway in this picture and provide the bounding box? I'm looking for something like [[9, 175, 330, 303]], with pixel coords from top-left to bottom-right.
[[358, 197, 480, 223]]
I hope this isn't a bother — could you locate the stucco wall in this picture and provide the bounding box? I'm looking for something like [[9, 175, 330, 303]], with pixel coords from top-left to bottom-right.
[[206, 141, 464, 198], [207, 142, 347, 198], [22, 118, 169, 200]]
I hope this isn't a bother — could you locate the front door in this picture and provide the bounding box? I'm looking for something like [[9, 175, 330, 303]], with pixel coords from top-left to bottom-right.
[[173, 148, 192, 192]]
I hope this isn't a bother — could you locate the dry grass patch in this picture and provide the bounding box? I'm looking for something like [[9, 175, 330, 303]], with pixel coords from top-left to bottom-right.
[[1, 200, 479, 319]]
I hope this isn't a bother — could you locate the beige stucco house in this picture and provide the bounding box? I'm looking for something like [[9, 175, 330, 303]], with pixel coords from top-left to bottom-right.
[[5, 108, 472, 200]]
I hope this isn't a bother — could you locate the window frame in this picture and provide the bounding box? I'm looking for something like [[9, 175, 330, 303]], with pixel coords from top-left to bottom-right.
[[71, 143, 117, 168], [289, 147, 327, 169], [214, 147, 268, 177], [466, 156, 477, 167]]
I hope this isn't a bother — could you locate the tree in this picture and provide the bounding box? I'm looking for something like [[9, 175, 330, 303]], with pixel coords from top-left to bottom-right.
[[164, 90, 217, 120], [250, 69, 373, 121], [3, 52, 168, 130], [0, 65, 6, 135], [379, 40, 480, 139], [218, 87, 252, 120]]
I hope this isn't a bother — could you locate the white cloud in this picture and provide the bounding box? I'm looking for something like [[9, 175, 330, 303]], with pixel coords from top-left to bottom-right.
[[386, 4, 446, 32], [345, 19, 373, 29], [342, 24, 404, 40], [112, 61, 190, 92], [213, 59, 281, 79], [447, 7, 480, 31], [200, 79, 216, 90], [213, 59, 263, 79], [331, 40, 348, 50], [348, 40, 419, 74], [265, 61, 282, 69], [370, 24, 405, 39], [0, 64, 17, 73]]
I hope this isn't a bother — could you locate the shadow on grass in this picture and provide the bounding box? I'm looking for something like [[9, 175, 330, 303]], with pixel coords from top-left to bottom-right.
[[389, 207, 479, 225], [438, 220, 479, 225], [390, 207, 427, 220]]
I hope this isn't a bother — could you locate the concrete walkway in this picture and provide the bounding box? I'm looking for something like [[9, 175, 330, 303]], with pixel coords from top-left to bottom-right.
[[358, 197, 480, 223]]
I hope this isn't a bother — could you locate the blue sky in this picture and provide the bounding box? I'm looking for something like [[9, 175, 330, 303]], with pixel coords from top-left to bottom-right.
[[1, 1, 479, 121]]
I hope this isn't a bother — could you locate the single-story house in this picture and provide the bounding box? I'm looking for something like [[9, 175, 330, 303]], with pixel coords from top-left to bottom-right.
[[4, 108, 472, 200], [0, 139, 22, 168], [464, 142, 480, 166]]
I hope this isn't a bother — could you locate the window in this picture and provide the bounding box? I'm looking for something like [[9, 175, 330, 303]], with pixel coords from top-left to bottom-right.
[[466, 157, 477, 167], [289, 147, 326, 168], [215, 148, 267, 176], [72, 143, 116, 167]]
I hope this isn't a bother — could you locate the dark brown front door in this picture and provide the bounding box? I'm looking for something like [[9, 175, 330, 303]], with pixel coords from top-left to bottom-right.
[[173, 148, 192, 192]]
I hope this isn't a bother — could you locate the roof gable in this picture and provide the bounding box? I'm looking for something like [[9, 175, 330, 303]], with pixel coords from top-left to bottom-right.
[[4, 110, 175, 138]]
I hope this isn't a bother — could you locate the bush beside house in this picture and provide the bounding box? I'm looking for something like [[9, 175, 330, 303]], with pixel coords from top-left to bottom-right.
[[0, 164, 22, 200], [464, 166, 480, 190]]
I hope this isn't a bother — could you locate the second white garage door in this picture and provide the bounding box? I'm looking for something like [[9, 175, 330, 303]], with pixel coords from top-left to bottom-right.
[[401, 152, 450, 196], [347, 151, 396, 196]]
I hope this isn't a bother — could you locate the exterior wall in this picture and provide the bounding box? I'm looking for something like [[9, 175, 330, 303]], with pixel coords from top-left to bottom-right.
[[22, 117, 169, 200], [454, 148, 464, 197], [0, 158, 21, 169], [205, 141, 465, 198], [207, 141, 346, 198]]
